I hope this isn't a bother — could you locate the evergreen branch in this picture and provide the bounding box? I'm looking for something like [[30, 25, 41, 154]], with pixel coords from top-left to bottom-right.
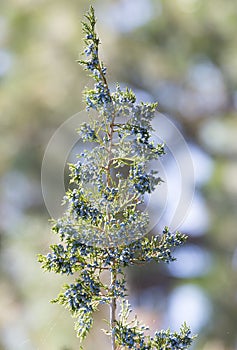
[[39, 6, 195, 350]]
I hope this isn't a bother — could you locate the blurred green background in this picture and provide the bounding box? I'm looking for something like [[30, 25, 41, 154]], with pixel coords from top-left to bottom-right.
[[1, 0, 237, 349]]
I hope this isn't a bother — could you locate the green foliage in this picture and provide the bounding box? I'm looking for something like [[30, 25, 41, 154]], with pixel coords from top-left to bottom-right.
[[114, 301, 194, 349], [39, 6, 195, 349]]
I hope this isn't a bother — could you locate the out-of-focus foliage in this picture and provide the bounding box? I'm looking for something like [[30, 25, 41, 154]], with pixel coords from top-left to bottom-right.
[[0, 0, 237, 349]]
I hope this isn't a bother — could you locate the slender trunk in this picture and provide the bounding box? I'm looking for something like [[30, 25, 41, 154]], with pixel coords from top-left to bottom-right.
[[110, 267, 117, 350]]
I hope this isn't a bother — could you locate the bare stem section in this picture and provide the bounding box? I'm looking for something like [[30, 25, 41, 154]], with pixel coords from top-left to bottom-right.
[[110, 267, 117, 350]]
